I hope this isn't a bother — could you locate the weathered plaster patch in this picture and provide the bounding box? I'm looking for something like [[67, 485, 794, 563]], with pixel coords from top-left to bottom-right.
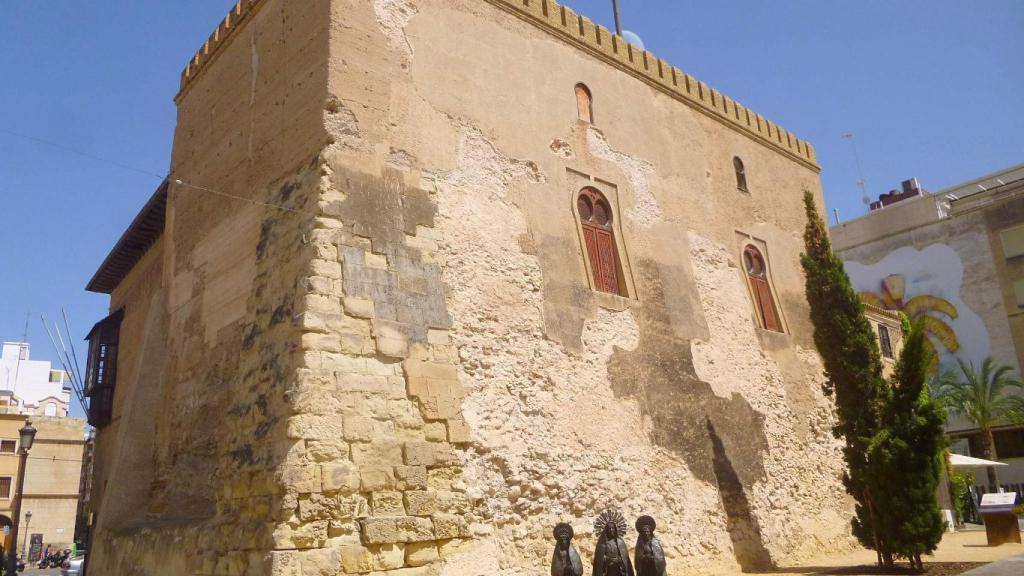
[[549, 138, 574, 159], [324, 96, 361, 150], [373, 0, 419, 60], [385, 147, 417, 171], [442, 127, 545, 197], [587, 127, 661, 228]]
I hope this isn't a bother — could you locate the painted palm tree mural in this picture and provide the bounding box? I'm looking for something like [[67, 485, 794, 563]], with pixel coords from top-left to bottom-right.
[[861, 274, 959, 364]]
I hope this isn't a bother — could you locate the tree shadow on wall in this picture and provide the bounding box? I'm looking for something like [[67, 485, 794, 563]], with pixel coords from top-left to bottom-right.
[[707, 419, 774, 573]]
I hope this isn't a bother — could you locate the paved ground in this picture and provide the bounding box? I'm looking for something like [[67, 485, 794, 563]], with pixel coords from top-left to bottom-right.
[[724, 530, 1024, 576], [21, 568, 60, 576], [12, 532, 1023, 576], [958, 553, 1024, 576]]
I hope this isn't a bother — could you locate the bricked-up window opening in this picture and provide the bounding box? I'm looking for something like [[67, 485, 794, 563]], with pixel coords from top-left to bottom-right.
[[878, 324, 894, 359], [84, 309, 124, 428], [0, 477, 11, 499], [734, 156, 748, 192], [578, 187, 623, 295], [743, 246, 781, 332], [575, 83, 594, 123], [0, 441, 14, 454]]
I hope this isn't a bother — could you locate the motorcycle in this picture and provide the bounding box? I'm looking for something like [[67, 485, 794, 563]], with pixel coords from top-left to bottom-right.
[[39, 549, 71, 569]]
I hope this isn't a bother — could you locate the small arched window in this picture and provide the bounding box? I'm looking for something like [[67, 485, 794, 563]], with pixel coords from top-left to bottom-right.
[[743, 246, 781, 332], [578, 187, 622, 294], [45, 403, 57, 417], [575, 83, 594, 123], [734, 156, 748, 192]]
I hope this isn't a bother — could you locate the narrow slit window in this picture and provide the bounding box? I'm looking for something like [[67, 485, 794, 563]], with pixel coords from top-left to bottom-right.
[[878, 324, 894, 359], [744, 246, 782, 332], [575, 83, 594, 123], [734, 156, 748, 192], [578, 187, 622, 295]]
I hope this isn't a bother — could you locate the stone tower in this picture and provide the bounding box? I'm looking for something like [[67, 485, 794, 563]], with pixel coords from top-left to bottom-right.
[[84, 1, 852, 574]]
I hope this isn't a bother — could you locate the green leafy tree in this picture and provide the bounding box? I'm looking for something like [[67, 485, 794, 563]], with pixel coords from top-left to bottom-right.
[[933, 357, 1024, 487], [801, 191, 891, 560], [866, 322, 948, 569], [946, 467, 974, 525]]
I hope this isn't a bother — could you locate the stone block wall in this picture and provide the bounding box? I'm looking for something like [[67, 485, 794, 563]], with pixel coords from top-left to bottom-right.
[[271, 163, 473, 572]]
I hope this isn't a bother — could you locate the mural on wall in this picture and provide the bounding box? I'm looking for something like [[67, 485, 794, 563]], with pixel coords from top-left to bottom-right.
[[844, 244, 989, 371]]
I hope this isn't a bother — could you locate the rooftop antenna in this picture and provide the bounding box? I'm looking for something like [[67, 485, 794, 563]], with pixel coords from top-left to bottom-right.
[[840, 133, 870, 207], [612, 0, 623, 35], [41, 316, 87, 414], [61, 308, 84, 387]]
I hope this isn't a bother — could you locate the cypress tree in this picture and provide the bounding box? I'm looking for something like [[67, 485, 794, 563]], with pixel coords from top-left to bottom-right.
[[801, 191, 892, 560], [867, 322, 948, 569]]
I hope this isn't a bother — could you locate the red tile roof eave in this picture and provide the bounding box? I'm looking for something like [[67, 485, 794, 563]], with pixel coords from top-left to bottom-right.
[[85, 180, 169, 294]]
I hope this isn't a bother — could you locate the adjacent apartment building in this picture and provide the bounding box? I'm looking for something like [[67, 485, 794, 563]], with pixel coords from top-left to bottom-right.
[[83, 1, 854, 574], [0, 342, 86, 557], [832, 163, 1024, 491], [0, 342, 72, 417]]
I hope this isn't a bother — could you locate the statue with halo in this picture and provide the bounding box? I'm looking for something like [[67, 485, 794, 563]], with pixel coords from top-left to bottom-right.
[[592, 510, 634, 576]]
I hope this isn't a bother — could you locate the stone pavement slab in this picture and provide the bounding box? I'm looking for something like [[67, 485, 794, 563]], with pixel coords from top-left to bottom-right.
[[958, 553, 1024, 576]]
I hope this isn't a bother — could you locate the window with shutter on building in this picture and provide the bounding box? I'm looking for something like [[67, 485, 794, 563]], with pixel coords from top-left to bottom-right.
[[878, 324, 894, 359], [0, 440, 15, 454], [578, 187, 623, 295], [1013, 280, 1024, 308], [743, 245, 782, 332], [85, 309, 125, 428], [0, 477, 11, 499], [1001, 225, 1024, 259]]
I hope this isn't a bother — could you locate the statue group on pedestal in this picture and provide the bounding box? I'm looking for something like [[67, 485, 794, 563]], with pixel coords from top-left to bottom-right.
[[551, 510, 666, 576]]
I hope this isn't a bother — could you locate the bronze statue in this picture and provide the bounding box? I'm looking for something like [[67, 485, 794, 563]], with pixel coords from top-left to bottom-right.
[[551, 523, 583, 576], [634, 516, 666, 576], [593, 510, 634, 576]]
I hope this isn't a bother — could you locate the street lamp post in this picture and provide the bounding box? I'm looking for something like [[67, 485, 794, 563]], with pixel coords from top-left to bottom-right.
[[5, 421, 36, 575], [20, 512, 30, 560]]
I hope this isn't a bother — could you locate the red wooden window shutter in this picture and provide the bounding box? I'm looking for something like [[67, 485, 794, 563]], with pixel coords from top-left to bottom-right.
[[752, 277, 781, 332], [578, 187, 621, 295], [594, 228, 619, 293], [744, 246, 781, 332]]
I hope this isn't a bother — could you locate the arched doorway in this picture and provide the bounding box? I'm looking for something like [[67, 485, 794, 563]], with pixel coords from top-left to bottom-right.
[[0, 514, 13, 556]]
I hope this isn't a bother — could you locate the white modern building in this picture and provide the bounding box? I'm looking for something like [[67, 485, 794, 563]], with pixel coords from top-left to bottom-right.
[[832, 163, 1024, 493], [0, 342, 72, 417]]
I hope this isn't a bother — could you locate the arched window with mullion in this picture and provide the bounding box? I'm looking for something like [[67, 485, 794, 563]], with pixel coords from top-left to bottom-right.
[[578, 187, 621, 295]]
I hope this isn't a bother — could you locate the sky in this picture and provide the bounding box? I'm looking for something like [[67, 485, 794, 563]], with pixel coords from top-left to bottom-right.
[[1, 1, 1022, 418]]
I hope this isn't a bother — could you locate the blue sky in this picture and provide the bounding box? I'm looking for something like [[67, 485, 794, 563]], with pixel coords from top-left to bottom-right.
[[1, 1, 1022, 418]]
